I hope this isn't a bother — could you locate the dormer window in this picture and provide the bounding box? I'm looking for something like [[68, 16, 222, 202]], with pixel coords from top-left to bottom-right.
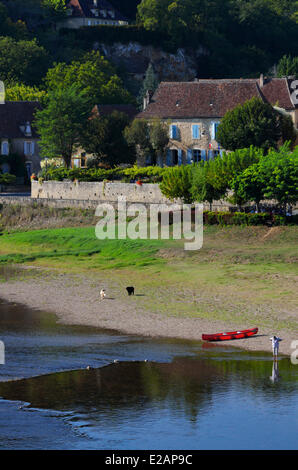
[[24, 121, 32, 137], [100, 9, 107, 17], [108, 10, 115, 18]]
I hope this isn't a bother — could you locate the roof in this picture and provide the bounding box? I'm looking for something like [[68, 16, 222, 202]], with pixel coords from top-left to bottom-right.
[[0, 101, 41, 139], [92, 104, 138, 120], [67, 0, 128, 21], [137, 78, 296, 120]]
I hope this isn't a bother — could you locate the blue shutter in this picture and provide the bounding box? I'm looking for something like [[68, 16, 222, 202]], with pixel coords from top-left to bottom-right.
[[187, 149, 192, 164], [166, 149, 172, 166], [178, 149, 183, 166], [170, 124, 177, 139], [173, 125, 177, 139], [208, 150, 213, 160], [201, 150, 206, 161], [192, 124, 200, 139]]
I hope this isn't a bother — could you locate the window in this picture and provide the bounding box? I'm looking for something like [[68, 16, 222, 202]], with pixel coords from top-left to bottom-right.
[[193, 149, 201, 162], [1, 141, 9, 155], [192, 124, 200, 139], [170, 124, 178, 139], [24, 141, 34, 156], [211, 122, 220, 140]]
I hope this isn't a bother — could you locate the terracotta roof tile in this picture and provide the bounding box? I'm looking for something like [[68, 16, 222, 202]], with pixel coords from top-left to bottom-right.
[[67, 0, 127, 21], [137, 78, 296, 120]]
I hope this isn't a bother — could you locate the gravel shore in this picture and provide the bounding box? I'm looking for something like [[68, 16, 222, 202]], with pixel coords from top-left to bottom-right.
[[0, 266, 296, 357]]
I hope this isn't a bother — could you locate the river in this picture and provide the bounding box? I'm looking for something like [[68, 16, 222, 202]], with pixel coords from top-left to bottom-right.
[[0, 273, 297, 450]]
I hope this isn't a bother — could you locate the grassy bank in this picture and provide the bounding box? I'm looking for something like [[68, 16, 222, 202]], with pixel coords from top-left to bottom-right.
[[0, 223, 297, 333]]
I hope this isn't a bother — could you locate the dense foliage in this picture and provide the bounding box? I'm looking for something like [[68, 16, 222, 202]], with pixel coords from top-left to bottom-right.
[[38, 144, 298, 214], [136, 0, 298, 77], [80, 111, 135, 167], [0, 0, 297, 108], [216, 97, 296, 151], [34, 85, 91, 168]]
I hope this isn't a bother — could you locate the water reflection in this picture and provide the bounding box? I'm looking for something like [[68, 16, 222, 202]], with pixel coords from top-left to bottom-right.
[[270, 361, 280, 383]]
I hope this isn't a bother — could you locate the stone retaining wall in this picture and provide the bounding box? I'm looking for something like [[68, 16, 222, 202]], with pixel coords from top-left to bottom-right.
[[30, 180, 231, 210]]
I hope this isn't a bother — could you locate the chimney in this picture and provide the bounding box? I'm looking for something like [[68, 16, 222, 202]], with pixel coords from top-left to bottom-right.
[[143, 89, 153, 110], [259, 73, 264, 88]]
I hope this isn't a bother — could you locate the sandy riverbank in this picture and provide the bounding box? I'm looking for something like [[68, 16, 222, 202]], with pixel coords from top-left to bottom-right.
[[0, 266, 296, 357]]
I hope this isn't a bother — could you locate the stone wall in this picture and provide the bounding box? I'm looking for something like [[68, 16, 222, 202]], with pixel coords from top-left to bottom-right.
[[31, 180, 172, 204], [30, 180, 232, 210]]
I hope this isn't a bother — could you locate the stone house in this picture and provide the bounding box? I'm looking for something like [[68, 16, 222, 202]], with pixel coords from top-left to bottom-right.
[[136, 76, 298, 166], [58, 0, 129, 29], [0, 101, 42, 181]]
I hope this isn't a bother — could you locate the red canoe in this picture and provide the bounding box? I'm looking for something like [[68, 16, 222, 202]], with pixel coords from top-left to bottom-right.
[[202, 327, 258, 342]]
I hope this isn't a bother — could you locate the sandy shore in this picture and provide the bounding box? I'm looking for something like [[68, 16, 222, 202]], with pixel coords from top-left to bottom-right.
[[0, 266, 296, 357]]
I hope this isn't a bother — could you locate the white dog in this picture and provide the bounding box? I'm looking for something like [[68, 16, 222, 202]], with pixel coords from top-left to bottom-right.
[[100, 289, 106, 300]]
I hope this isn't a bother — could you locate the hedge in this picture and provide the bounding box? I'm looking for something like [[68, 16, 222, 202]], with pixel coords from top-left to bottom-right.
[[39, 166, 167, 182], [203, 211, 297, 226]]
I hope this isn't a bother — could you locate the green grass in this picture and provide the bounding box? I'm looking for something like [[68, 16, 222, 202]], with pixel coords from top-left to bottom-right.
[[0, 224, 297, 331], [0, 226, 174, 269]]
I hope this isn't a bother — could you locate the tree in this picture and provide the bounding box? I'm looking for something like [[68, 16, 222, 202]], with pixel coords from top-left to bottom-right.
[[42, 0, 67, 18], [124, 118, 152, 165], [207, 146, 264, 196], [191, 163, 225, 210], [231, 164, 265, 211], [80, 111, 135, 167], [231, 144, 298, 210], [259, 145, 298, 208], [149, 118, 169, 164], [0, 36, 48, 86], [0, 3, 28, 39], [216, 97, 296, 152], [137, 63, 159, 109], [5, 83, 47, 102], [34, 85, 91, 168], [277, 54, 298, 77], [159, 165, 194, 204], [45, 51, 134, 106]]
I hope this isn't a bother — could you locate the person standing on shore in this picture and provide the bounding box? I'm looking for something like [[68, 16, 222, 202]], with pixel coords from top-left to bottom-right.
[[270, 336, 282, 360]]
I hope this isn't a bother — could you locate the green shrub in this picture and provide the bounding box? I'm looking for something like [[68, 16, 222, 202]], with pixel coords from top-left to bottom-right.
[[202, 211, 295, 226], [40, 165, 167, 183], [0, 173, 17, 185]]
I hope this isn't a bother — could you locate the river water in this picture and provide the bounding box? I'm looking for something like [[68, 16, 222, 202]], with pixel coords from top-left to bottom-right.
[[0, 271, 297, 450]]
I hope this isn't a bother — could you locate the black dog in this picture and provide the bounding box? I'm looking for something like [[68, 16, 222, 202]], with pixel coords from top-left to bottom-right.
[[126, 286, 135, 296]]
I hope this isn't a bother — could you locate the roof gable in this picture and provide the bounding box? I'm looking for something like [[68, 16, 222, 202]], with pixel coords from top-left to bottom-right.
[[0, 101, 41, 139], [67, 0, 127, 21]]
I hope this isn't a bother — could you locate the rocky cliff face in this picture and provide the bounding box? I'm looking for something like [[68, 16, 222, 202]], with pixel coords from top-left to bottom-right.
[[94, 41, 206, 83]]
